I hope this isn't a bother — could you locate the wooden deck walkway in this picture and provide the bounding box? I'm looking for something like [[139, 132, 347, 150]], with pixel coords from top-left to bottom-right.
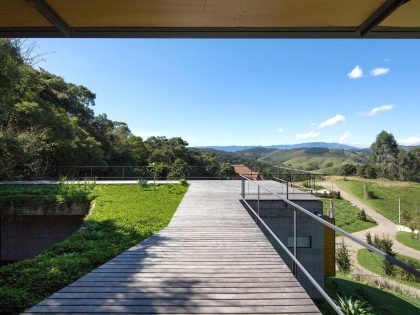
[[24, 181, 320, 314]]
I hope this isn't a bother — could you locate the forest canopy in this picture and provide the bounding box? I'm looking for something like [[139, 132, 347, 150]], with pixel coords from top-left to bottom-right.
[[0, 39, 231, 180]]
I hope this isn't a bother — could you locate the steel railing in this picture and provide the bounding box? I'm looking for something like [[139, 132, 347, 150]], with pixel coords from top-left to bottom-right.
[[239, 174, 419, 315]]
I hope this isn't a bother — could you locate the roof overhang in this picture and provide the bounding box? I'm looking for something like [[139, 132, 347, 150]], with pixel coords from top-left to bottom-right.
[[1, 0, 420, 39]]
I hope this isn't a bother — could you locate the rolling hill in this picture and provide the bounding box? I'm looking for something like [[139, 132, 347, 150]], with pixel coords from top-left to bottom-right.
[[199, 142, 365, 152], [199, 146, 369, 175]]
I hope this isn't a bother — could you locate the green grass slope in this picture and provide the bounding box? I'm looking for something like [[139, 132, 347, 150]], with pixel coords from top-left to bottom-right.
[[325, 273, 420, 315], [249, 147, 368, 174], [357, 249, 420, 289], [335, 179, 420, 224], [322, 198, 376, 233]]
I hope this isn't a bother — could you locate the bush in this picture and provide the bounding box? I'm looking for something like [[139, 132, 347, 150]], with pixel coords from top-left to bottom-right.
[[357, 164, 377, 179], [0, 287, 34, 315], [337, 239, 352, 273], [395, 256, 420, 282], [365, 232, 373, 246], [335, 295, 373, 315], [179, 178, 188, 186], [372, 234, 396, 276], [341, 164, 357, 176], [137, 178, 148, 188], [358, 209, 367, 221]]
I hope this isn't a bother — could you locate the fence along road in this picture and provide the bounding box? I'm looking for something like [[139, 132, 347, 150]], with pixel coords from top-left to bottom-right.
[[23, 180, 320, 314]]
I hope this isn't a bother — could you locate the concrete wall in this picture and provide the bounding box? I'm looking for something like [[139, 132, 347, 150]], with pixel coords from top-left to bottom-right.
[[1, 215, 85, 260], [0, 201, 89, 262], [245, 198, 325, 298]]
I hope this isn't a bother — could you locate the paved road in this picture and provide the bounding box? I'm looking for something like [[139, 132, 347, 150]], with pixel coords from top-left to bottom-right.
[[320, 181, 420, 298]]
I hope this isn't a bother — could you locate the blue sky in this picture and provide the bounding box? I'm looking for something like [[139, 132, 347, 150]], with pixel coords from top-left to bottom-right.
[[33, 39, 420, 147]]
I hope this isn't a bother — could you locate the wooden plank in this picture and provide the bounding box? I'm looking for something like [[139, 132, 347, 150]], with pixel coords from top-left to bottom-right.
[[24, 181, 320, 314]]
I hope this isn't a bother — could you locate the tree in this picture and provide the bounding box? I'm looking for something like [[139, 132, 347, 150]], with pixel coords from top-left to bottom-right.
[[220, 163, 235, 178], [168, 158, 190, 179], [336, 239, 352, 273], [340, 163, 357, 176], [369, 131, 399, 178], [357, 164, 377, 179], [373, 234, 396, 276], [147, 162, 165, 185]]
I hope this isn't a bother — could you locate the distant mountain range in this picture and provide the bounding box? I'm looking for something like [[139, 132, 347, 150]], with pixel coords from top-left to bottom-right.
[[198, 142, 365, 152]]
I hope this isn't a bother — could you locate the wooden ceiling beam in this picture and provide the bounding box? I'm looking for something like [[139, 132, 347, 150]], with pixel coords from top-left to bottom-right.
[[26, 0, 71, 37], [357, 0, 410, 37]]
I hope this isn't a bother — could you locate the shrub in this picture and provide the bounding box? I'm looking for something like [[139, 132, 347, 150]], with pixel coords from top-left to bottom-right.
[[341, 164, 357, 176], [395, 256, 420, 282], [365, 232, 373, 246], [358, 209, 367, 221], [137, 178, 148, 188], [0, 287, 34, 315], [335, 295, 373, 315], [373, 234, 396, 276], [179, 178, 188, 186], [336, 239, 352, 273]]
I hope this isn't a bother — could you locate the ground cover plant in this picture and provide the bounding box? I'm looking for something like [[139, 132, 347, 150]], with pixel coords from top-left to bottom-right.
[[357, 249, 420, 289], [396, 231, 420, 251], [322, 198, 376, 233], [324, 272, 420, 315], [335, 179, 420, 225], [0, 184, 187, 315], [0, 180, 96, 206]]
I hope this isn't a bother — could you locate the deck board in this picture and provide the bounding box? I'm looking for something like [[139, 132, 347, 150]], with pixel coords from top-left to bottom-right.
[[23, 181, 320, 314]]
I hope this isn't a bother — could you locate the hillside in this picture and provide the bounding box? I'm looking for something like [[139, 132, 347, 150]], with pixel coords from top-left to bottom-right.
[[199, 142, 364, 152], [235, 147, 368, 174], [197, 146, 369, 175]]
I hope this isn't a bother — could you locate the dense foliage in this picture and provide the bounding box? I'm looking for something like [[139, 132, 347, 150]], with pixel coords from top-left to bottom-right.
[[0, 180, 95, 206], [0, 39, 223, 180], [0, 184, 187, 314]]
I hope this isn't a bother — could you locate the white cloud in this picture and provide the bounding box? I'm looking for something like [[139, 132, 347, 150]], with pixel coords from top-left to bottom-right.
[[399, 136, 420, 146], [384, 58, 391, 62], [338, 131, 351, 143], [370, 67, 390, 76], [363, 104, 394, 116], [296, 131, 319, 140], [277, 128, 284, 133], [318, 114, 346, 129], [347, 65, 364, 79]]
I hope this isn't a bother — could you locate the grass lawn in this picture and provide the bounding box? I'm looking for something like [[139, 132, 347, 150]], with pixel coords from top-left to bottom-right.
[[357, 249, 420, 289], [0, 184, 188, 315], [322, 198, 376, 233], [324, 272, 420, 315], [335, 179, 420, 224], [396, 231, 420, 251]]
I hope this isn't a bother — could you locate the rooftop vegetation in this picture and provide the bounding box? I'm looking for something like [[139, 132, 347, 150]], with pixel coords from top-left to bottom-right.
[[0, 184, 187, 315], [0, 180, 96, 206]]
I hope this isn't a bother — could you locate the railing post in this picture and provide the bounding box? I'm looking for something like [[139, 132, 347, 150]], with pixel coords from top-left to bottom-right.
[[241, 177, 245, 198], [286, 180, 289, 199], [293, 206, 297, 276], [257, 186, 260, 226]]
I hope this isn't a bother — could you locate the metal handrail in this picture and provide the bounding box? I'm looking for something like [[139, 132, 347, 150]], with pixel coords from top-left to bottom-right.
[[273, 165, 325, 175], [239, 175, 419, 314]]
